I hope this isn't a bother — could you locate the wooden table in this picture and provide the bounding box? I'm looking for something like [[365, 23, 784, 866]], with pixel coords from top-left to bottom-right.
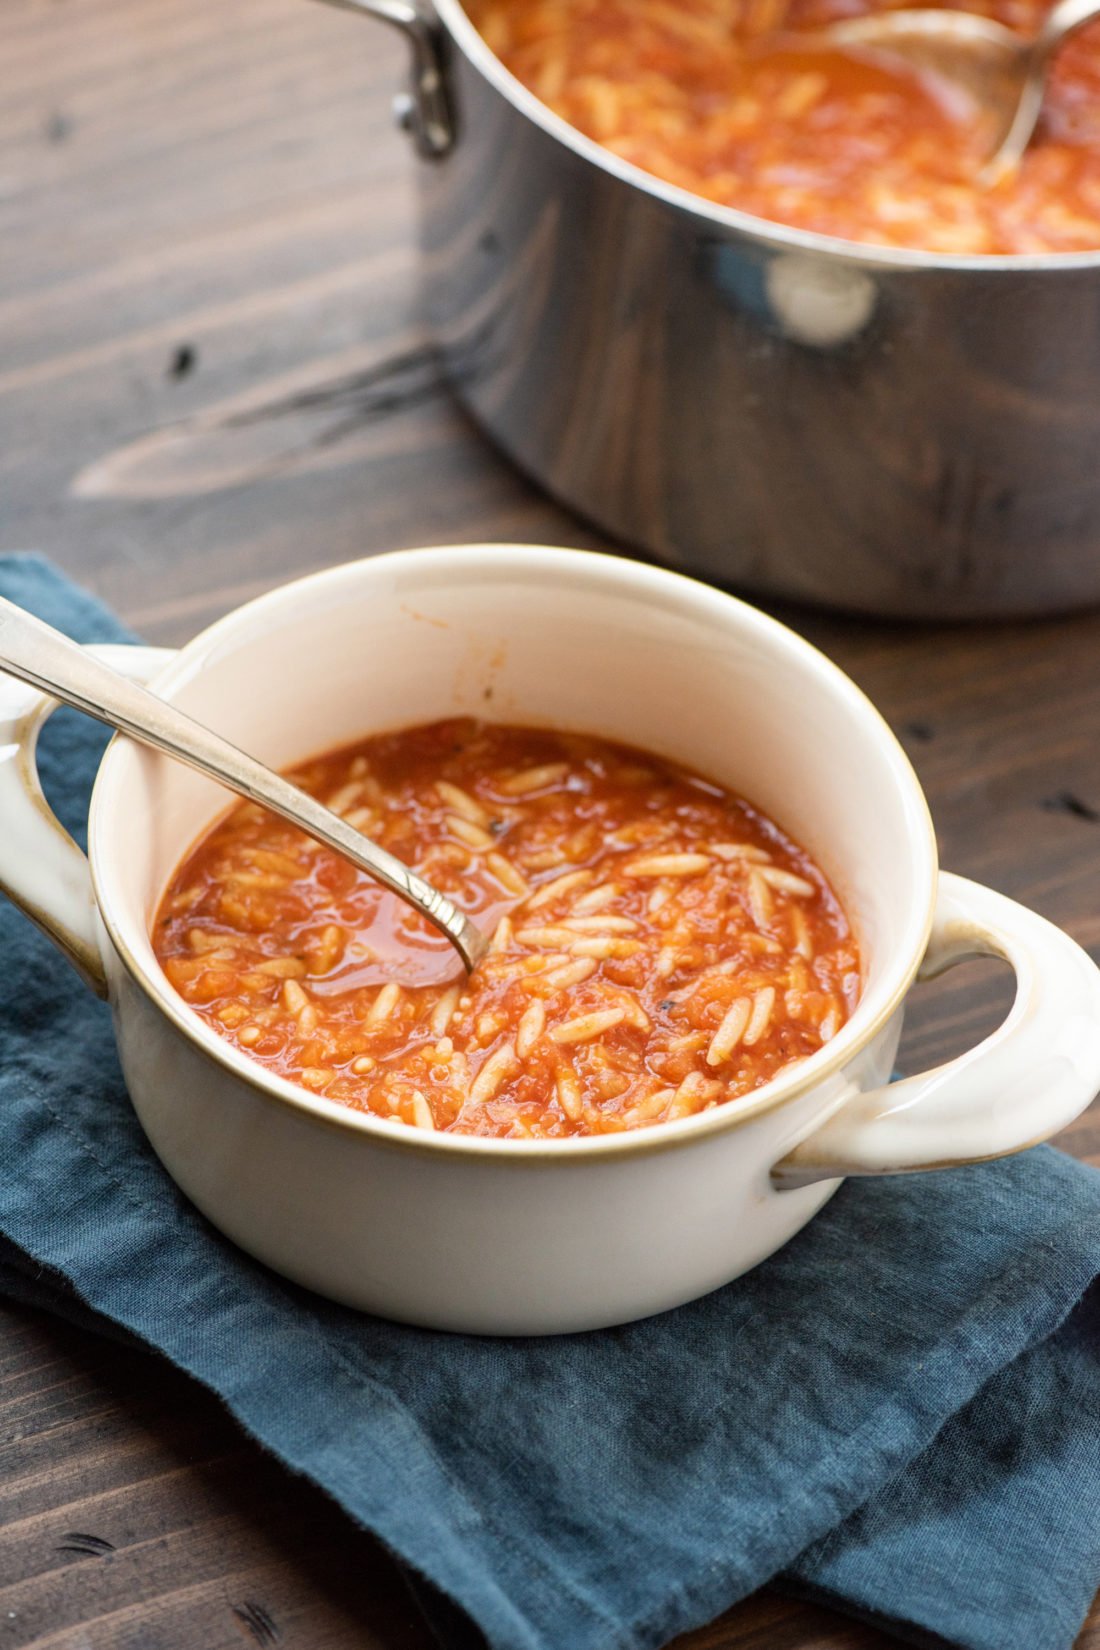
[[3, 1, 1098, 1644]]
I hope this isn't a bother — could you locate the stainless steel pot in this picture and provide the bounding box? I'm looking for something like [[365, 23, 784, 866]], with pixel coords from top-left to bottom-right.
[[320, 0, 1100, 618]]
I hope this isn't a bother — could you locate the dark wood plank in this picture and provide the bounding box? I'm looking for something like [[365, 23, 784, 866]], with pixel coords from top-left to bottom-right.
[[0, 1306, 434, 1650], [1, 0, 1098, 1646], [0, 0, 604, 639]]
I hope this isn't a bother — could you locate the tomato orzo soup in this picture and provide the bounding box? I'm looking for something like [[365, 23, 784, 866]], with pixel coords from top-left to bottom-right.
[[155, 721, 859, 1140], [465, 0, 1100, 254]]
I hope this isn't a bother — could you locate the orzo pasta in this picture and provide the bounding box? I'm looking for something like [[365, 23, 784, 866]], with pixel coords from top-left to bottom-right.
[[465, 0, 1100, 254], [155, 721, 859, 1139]]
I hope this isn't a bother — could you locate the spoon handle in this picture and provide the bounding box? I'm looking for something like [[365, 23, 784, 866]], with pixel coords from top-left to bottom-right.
[[984, 0, 1100, 180], [0, 598, 487, 972], [1036, 0, 1100, 58]]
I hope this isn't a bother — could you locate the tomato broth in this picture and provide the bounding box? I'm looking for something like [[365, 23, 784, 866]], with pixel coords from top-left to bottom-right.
[[155, 720, 860, 1140], [466, 0, 1100, 254]]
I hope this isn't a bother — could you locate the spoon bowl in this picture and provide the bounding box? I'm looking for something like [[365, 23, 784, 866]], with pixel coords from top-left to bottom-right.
[[803, 0, 1100, 184]]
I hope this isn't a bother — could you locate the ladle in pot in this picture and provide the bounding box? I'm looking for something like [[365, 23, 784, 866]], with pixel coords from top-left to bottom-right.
[[0, 598, 490, 974], [809, 0, 1100, 183]]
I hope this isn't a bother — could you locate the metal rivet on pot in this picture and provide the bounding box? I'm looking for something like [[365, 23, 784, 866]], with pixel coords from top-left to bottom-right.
[[392, 92, 416, 134]]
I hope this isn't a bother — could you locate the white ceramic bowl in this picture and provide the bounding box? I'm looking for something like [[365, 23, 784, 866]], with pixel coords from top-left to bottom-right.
[[3, 546, 1100, 1333]]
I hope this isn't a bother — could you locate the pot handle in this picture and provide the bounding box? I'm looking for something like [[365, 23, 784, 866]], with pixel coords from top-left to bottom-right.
[[308, 0, 453, 157], [773, 871, 1100, 1187], [0, 645, 175, 997]]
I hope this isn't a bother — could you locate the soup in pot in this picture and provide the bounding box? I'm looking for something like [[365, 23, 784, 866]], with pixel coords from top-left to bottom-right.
[[155, 721, 860, 1140], [465, 0, 1100, 254]]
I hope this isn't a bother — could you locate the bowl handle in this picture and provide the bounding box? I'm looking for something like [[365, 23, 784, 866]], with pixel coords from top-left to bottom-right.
[[0, 645, 175, 998], [773, 872, 1100, 1187]]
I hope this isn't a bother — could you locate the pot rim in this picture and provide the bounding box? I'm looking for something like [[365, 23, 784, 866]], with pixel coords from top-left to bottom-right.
[[89, 543, 938, 1164], [438, 0, 1100, 275]]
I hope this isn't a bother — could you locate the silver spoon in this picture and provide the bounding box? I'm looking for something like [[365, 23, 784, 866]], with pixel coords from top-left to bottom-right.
[[0, 598, 489, 974], [808, 0, 1100, 184]]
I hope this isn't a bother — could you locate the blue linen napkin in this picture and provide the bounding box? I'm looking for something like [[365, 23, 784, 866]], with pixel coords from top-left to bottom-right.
[[1, 552, 1099, 1650]]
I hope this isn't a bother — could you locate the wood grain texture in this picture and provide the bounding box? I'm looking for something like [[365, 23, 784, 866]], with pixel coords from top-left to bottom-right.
[[1, 0, 1098, 1645]]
